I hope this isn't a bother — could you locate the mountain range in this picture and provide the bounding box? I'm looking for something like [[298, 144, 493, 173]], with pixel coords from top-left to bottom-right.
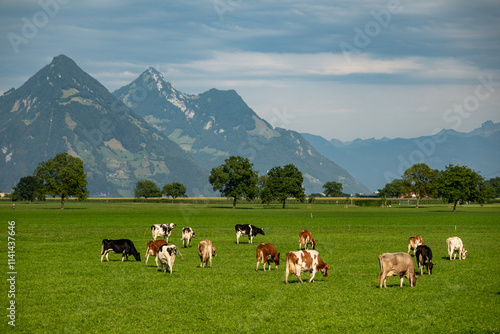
[[0, 55, 368, 197], [0, 55, 209, 197], [113, 67, 368, 196], [302, 120, 500, 192]]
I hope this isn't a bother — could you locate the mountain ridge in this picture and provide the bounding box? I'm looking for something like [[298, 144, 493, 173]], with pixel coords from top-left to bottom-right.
[[113, 67, 370, 195], [0, 55, 210, 196], [302, 121, 500, 192]]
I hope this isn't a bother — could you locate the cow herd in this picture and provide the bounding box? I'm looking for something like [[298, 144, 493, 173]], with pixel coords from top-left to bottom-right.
[[378, 235, 468, 288], [100, 224, 467, 287]]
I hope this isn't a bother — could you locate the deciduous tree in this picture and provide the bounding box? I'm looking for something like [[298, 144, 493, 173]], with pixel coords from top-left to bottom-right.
[[209, 156, 258, 209], [134, 180, 161, 198], [162, 182, 187, 199], [267, 164, 305, 208], [12, 176, 44, 203], [434, 164, 492, 212], [402, 163, 438, 208], [34, 153, 88, 209], [322, 181, 344, 197]]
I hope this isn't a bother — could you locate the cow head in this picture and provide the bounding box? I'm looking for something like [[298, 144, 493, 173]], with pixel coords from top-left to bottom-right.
[[319, 263, 330, 277], [133, 252, 141, 262], [257, 227, 265, 236], [212, 247, 217, 257], [275, 253, 280, 266], [461, 249, 468, 260], [192, 232, 196, 238]]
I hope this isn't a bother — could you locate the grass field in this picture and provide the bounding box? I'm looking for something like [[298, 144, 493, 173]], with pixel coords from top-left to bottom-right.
[[1, 201, 499, 333]]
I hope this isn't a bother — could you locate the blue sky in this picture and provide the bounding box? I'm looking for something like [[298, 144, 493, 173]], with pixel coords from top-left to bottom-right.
[[1, 0, 499, 141]]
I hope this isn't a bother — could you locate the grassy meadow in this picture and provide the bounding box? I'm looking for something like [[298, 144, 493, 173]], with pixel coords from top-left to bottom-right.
[[1, 200, 499, 333]]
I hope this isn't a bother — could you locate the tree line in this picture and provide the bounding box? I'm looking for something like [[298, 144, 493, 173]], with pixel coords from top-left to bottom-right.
[[8, 153, 500, 211]]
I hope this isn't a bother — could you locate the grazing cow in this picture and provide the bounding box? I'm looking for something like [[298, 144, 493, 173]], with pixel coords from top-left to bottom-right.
[[446, 237, 467, 260], [144, 240, 168, 267], [407, 235, 424, 254], [151, 223, 176, 242], [285, 250, 330, 284], [157, 244, 184, 274], [299, 229, 317, 250], [235, 224, 265, 244], [101, 239, 141, 262], [198, 239, 217, 268], [378, 252, 416, 288], [415, 245, 434, 275], [256, 243, 280, 272], [181, 227, 195, 248]]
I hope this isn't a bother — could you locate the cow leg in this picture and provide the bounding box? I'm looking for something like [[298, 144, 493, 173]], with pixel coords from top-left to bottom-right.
[[236, 232, 241, 245], [249, 236, 253, 244], [400, 275, 404, 287], [145, 254, 149, 267], [209, 255, 212, 268], [308, 269, 317, 283], [155, 255, 160, 268], [296, 269, 304, 283]]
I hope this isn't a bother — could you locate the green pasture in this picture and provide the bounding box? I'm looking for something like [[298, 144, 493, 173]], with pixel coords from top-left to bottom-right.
[[1, 201, 499, 333]]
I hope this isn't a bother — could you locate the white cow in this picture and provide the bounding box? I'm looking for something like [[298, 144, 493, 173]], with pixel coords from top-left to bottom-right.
[[446, 237, 467, 260], [181, 227, 195, 248], [151, 223, 176, 242], [157, 244, 183, 274]]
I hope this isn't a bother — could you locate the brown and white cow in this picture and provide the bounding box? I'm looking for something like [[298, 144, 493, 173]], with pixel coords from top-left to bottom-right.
[[256, 243, 280, 272], [198, 239, 216, 268], [157, 244, 184, 274], [181, 227, 195, 248], [407, 235, 424, 254], [299, 229, 317, 250], [285, 250, 330, 284], [378, 252, 417, 288], [144, 240, 167, 267], [446, 237, 467, 260]]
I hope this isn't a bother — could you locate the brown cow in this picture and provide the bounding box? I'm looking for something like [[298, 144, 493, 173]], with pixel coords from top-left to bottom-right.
[[299, 229, 317, 250], [378, 252, 417, 288], [145, 240, 167, 267], [285, 250, 330, 284], [256, 243, 280, 272], [198, 239, 216, 268], [407, 235, 424, 254]]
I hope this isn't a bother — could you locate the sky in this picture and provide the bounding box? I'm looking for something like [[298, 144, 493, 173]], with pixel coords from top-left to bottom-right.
[[1, 0, 499, 141]]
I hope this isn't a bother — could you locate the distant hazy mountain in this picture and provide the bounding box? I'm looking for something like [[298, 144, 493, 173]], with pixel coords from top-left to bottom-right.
[[114, 68, 370, 195], [0, 55, 209, 196], [302, 121, 500, 192]]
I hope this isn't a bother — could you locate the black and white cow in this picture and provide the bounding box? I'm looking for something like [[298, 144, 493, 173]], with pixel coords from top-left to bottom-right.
[[415, 245, 434, 275], [235, 224, 265, 244], [157, 244, 184, 274], [151, 223, 176, 242], [101, 239, 141, 262], [181, 227, 195, 248]]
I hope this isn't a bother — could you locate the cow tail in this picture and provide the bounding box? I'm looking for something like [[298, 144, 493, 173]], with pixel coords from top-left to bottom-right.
[[178, 248, 184, 260]]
